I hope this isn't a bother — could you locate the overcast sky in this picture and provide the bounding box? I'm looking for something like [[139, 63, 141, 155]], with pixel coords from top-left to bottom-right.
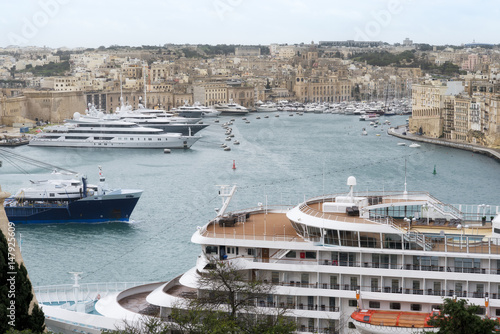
[[1, 0, 498, 48]]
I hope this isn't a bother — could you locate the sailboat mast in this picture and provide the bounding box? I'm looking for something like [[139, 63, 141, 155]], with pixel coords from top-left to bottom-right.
[[143, 63, 147, 109]]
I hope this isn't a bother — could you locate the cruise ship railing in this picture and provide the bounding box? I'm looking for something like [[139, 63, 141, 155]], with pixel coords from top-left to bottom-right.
[[451, 204, 499, 223], [370, 214, 434, 251], [267, 279, 500, 301], [425, 193, 464, 220], [34, 282, 149, 304]]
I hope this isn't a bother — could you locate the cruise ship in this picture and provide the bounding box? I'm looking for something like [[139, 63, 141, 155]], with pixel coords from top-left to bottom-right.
[[34, 177, 500, 333], [29, 117, 201, 149]]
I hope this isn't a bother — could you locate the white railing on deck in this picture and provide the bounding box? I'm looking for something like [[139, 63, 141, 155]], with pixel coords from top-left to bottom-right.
[[35, 282, 149, 304]]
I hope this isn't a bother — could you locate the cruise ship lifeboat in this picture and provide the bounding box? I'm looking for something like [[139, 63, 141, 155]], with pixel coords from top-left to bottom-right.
[[351, 309, 437, 333]]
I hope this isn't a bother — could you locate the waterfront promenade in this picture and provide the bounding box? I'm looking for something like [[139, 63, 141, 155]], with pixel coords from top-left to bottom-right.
[[389, 125, 500, 162]]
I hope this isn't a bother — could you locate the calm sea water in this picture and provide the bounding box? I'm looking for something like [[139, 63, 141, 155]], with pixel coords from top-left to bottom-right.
[[1, 113, 499, 287]]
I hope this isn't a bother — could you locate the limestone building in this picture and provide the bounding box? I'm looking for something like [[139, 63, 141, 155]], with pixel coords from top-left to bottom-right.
[[293, 65, 352, 103], [409, 80, 464, 138]]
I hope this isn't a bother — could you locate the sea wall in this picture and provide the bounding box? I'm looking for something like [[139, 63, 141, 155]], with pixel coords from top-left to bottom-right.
[[388, 126, 500, 162]]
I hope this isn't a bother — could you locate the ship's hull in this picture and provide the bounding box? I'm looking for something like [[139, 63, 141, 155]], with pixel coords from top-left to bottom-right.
[[218, 110, 249, 116], [5, 192, 142, 224], [29, 136, 200, 149]]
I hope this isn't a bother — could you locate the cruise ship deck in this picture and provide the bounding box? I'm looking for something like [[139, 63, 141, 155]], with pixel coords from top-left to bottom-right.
[[199, 196, 496, 256]]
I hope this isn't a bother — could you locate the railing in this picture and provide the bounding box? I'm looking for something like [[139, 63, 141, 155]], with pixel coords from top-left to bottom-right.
[[268, 280, 500, 300], [426, 193, 464, 220], [451, 204, 500, 222], [270, 248, 290, 262], [35, 282, 149, 304]]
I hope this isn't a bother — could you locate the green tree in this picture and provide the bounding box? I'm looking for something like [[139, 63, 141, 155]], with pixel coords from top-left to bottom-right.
[[427, 298, 497, 334], [0, 229, 45, 333]]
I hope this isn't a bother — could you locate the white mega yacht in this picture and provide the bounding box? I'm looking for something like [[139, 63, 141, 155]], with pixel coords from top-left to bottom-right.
[[29, 117, 201, 149], [35, 177, 500, 333], [171, 102, 221, 117], [215, 100, 249, 116]]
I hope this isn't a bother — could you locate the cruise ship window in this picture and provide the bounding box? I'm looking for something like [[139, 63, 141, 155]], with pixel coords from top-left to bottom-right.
[[496, 309, 500, 317], [369, 301, 380, 308], [476, 308, 486, 315], [301, 273, 309, 286], [305, 252, 316, 259], [330, 276, 338, 289], [206, 246, 218, 254], [348, 300, 357, 307], [433, 282, 442, 295], [285, 251, 296, 258], [413, 280, 421, 294], [271, 272, 279, 284], [411, 304, 422, 311], [390, 302, 401, 310]]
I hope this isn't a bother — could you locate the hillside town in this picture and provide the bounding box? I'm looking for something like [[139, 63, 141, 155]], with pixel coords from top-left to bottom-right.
[[1, 39, 499, 147]]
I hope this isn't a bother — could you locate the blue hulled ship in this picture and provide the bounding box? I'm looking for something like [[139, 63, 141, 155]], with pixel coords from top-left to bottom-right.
[[4, 167, 142, 224]]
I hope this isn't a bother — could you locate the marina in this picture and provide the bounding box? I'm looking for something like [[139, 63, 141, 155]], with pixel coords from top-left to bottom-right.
[[1, 112, 499, 332]]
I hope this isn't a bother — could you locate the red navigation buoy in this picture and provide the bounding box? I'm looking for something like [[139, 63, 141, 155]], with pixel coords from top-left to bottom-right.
[[232, 160, 236, 170]]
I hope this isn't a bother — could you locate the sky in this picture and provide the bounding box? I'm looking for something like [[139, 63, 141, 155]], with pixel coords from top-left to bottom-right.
[[0, 0, 499, 48]]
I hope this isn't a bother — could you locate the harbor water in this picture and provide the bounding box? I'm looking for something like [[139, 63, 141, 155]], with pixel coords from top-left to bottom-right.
[[1, 113, 499, 287]]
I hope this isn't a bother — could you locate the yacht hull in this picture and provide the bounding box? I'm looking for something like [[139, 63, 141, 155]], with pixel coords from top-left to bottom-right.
[[29, 136, 200, 149], [218, 110, 249, 116], [5, 192, 142, 224]]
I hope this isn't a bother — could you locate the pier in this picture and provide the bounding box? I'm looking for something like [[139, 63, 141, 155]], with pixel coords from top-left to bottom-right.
[[388, 125, 500, 162]]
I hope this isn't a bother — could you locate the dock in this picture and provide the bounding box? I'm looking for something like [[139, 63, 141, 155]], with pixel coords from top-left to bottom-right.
[[388, 125, 500, 162]]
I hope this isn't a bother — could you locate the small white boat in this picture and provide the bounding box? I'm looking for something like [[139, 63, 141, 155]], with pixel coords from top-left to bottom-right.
[[234, 140, 240, 145], [224, 146, 231, 151], [275, 114, 279, 117], [409, 143, 421, 148], [264, 115, 269, 118], [225, 137, 231, 141], [256, 116, 261, 119], [245, 120, 250, 124], [397, 143, 406, 146]]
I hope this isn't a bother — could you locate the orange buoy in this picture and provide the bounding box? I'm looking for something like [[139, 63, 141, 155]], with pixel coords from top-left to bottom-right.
[[232, 160, 236, 170]]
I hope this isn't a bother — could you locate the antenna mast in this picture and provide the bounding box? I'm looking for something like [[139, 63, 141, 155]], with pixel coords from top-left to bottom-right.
[[143, 63, 147, 109], [403, 158, 408, 199]]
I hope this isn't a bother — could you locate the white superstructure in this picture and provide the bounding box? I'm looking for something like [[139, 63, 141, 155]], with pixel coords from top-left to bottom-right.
[[29, 118, 201, 149], [215, 100, 249, 116]]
